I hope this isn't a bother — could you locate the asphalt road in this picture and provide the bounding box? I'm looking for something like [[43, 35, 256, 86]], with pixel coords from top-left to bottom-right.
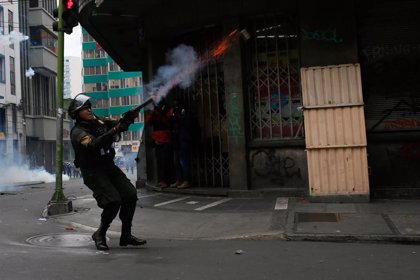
[[1, 178, 420, 280]]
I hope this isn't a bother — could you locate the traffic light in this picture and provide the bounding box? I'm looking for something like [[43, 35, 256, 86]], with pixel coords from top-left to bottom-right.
[[52, 0, 79, 35]]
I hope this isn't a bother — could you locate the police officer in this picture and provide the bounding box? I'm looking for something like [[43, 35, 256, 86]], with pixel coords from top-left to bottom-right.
[[69, 94, 146, 251]]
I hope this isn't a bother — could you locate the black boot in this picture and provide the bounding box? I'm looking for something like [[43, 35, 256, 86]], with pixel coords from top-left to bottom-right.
[[92, 202, 120, 250], [119, 202, 147, 246], [119, 234, 147, 246], [92, 224, 109, 250]]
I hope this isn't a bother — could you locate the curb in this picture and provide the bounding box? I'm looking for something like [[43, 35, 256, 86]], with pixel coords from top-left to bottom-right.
[[284, 232, 420, 244]]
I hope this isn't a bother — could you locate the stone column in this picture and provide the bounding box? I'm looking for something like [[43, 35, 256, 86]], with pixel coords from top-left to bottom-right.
[[223, 21, 248, 190]]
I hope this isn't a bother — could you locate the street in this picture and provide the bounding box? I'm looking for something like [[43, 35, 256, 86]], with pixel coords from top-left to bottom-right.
[[1, 236, 419, 279], [0, 178, 419, 280]]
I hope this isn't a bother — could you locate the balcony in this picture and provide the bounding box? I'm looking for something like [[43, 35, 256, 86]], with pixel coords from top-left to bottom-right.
[[28, 7, 55, 31], [29, 47, 57, 76]]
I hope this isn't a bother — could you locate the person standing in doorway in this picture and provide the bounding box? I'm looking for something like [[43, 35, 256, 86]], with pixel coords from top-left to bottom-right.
[[145, 98, 174, 189], [170, 102, 193, 189]]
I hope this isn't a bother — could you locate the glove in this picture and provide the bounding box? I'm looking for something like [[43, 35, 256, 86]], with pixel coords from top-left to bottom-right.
[[117, 122, 130, 133]]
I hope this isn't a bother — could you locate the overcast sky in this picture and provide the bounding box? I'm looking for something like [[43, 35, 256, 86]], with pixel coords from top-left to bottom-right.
[[64, 25, 82, 57]]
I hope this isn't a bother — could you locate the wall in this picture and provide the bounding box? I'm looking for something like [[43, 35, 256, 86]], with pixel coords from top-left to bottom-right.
[[299, 0, 358, 67], [249, 147, 308, 190]]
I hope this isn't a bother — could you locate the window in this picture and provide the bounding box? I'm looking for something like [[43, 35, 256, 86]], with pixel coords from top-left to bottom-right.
[[0, 7, 4, 35], [10, 56, 15, 95], [29, 0, 39, 8], [12, 105, 17, 133], [0, 55, 5, 83], [8, 10, 12, 34], [82, 32, 94, 42], [29, 26, 58, 53], [109, 62, 120, 72], [0, 108, 5, 134], [8, 10, 13, 48]]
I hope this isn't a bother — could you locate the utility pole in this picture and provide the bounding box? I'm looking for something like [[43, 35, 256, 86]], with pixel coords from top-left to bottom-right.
[[48, 0, 72, 215]]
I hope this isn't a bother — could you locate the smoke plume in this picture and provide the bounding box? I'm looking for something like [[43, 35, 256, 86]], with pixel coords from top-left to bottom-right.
[[145, 44, 199, 102]]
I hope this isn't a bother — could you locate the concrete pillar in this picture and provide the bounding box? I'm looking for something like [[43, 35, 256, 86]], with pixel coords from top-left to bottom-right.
[[223, 20, 248, 190]]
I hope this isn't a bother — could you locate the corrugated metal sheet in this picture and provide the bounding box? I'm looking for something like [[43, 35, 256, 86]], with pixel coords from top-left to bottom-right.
[[301, 64, 369, 197]]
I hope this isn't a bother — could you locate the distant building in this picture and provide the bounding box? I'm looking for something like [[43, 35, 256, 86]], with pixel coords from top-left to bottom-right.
[[64, 56, 82, 98], [0, 1, 24, 162], [18, 0, 72, 171], [81, 29, 144, 156]]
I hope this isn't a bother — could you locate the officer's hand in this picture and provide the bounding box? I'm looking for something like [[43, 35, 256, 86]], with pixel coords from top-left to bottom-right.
[[117, 122, 130, 132]]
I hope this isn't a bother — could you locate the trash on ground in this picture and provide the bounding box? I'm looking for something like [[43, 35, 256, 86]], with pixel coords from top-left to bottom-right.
[[235, 250, 244, 255]]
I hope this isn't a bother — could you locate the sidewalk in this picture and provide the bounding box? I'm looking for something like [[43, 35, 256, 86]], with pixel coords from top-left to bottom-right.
[[284, 198, 420, 243], [10, 178, 420, 244]]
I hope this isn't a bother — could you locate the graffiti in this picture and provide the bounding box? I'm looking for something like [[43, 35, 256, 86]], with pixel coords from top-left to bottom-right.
[[369, 99, 420, 132], [400, 143, 420, 158], [383, 119, 420, 130], [251, 150, 301, 184], [302, 28, 343, 43], [386, 142, 420, 160], [227, 92, 244, 144], [362, 44, 420, 63]]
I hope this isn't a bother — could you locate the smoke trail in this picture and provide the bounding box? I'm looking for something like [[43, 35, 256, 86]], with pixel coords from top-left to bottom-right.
[[145, 44, 199, 102], [0, 30, 29, 46]]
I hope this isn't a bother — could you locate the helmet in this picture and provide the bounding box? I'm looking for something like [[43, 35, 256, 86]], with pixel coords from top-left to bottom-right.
[[68, 94, 92, 119]]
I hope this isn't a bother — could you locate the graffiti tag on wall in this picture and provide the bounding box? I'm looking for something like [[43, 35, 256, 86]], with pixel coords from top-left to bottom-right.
[[251, 149, 302, 185], [362, 44, 420, 63], [383, 119, 420, 130], [227, 91, 244, 144], [302, 28, 343, 43]]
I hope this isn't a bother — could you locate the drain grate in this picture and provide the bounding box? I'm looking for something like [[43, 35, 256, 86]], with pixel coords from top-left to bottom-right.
[[296, 212, 341, 223], [26, 233, 102, 248]]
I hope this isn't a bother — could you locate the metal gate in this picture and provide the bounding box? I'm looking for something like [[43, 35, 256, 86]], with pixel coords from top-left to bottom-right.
[[175, 28, 230, 188], [247, 16, 303, 140]]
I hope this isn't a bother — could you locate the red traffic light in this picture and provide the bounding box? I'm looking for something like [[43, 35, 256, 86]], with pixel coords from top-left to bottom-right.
[[64, 0, 74, 10]]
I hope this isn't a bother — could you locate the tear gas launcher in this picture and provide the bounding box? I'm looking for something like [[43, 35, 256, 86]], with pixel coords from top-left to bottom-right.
[[119, 96, 154, 124]]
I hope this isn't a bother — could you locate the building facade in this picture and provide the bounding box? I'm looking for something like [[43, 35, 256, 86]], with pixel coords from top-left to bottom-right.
[[79, 0, 420, 200], [81, 29, 145, 163], [18, 0, 73, 172], [64, 56, 82, 99], [0, 1, 24, 162]]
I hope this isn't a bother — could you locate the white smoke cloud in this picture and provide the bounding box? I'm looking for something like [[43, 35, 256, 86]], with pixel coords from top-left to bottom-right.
[[0, 159, 68, 192], [145, 44, 199, 101], [0, 30, 29, 46], [25, 68, 35, 79]]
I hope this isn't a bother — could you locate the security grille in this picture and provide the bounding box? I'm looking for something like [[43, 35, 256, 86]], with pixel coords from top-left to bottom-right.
[[175, 28, 229, 188], [247, 16, 303, 140]]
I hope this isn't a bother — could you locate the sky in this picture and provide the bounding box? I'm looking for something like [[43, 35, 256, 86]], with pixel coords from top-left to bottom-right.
[[64, 25, 82, 57]]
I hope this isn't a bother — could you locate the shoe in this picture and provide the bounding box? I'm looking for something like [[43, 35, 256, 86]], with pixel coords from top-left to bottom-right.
[[119, 235, 147, 246], [177, 181, 190, 189], [170, 180, 182, 188], [158, 181, 168, 189], [92, 232, 109, 251]]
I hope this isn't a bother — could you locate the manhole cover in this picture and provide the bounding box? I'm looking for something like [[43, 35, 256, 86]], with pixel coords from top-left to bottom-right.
[[296, 212, 341, 223], [26, 233, 103, 248]]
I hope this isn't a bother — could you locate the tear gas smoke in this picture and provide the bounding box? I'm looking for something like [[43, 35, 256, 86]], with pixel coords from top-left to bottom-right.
[[0, 30, 29, 46], [25, 68, 35, 79], [145, 44, 199, 102], [0, 158, 68, 192], [144, 29, 247, 102]]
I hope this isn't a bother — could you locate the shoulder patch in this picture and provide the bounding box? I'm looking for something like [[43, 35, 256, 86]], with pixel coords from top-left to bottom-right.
[[80, 135, 91, 147]]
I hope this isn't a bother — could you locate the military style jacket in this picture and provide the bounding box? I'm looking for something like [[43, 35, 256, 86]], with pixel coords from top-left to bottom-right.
[[70, 118, 119, 170]]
